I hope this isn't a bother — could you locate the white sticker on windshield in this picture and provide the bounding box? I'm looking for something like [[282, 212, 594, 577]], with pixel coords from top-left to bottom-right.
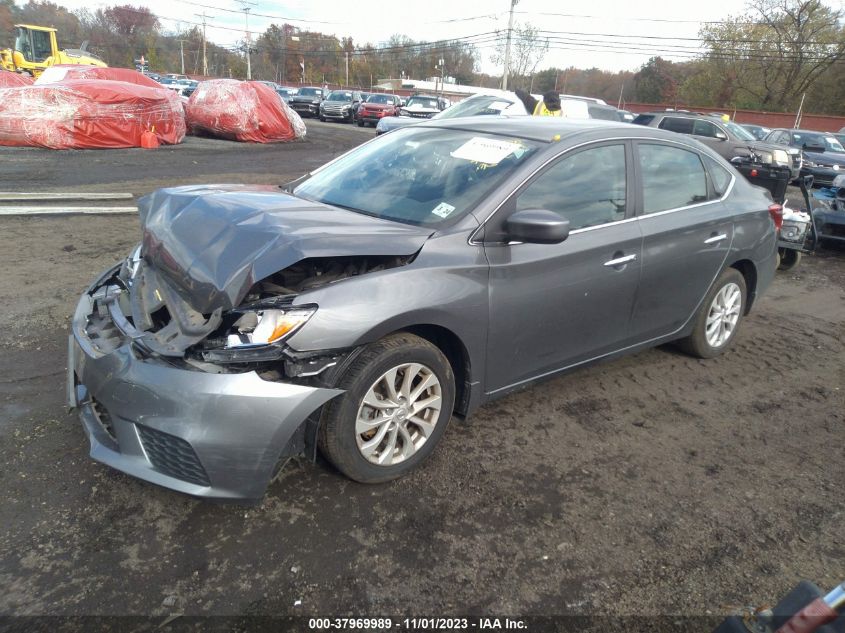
[[451, 137, 519, 165], [487, 101, 510, 111], [431, 202, 456, 218], [826, 137, 837, 144]]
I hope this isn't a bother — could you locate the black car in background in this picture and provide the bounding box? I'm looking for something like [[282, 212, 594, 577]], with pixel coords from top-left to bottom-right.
[[289, 86, 325, 117], [764, 128, 845, 186], [633, 112, 797, 202]]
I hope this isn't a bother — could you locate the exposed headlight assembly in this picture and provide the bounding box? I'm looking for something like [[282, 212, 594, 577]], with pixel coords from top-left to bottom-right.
[[226, 307, 315, 348], [200, 305, 317, 362]]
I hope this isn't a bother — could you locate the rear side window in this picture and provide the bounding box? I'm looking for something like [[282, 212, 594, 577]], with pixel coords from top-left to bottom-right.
[[638, 144, 708, 213], [704, 156, 733, 197], [658, 117, 694, 135], [632, 114, 654, 126], [516, 144, 627, 230]]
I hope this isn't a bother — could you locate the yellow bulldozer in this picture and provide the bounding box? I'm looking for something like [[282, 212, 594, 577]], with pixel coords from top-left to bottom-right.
[[0, 24, 106, 78]]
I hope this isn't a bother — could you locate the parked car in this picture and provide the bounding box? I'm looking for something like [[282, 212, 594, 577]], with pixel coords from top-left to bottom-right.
[[318, 90, 363, 123], [376, 91, 529, 135], [275, 86, 298, 103], [740, 123, 772, 141], [585, 102, 634, 122], [633, 111, 797, 202], [356, 93, 402, 127], [399, 93, 450, 119], [289, 86, 324, 117], [68, 118, 778, 501], [764, 128, 845, 186]]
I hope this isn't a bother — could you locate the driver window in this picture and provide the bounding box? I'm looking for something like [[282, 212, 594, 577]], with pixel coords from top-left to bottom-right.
[[515, 144, 627, 231], [693, 120, 719, 138]]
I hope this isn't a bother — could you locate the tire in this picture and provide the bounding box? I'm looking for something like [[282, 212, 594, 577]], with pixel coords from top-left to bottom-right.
[[357, 119, 364, 127], [318, 333, 455, 483], [319, 115, 326, 122], [678, 267, 747, 359], [778, 248, 802, 271]]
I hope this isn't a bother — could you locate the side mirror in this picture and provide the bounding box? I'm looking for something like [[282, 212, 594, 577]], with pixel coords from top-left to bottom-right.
[[715, 131, 728, 140], [803, 143, 825, 153], [504, 209, 570, 244]]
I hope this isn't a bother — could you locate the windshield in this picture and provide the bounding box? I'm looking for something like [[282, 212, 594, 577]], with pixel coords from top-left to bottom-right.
[[367, 94, 393, 104], [433, 94, 518, 120], [294, 127, 542, 227], [299, 88, 322, 97], [724, 121, 756, 141], [326, 91, 353, 102], [792, 132, 845, 152], [406, 97, 439, 109]]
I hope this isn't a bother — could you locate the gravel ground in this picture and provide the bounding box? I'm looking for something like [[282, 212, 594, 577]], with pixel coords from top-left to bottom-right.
[[0, 122, 843, 626]]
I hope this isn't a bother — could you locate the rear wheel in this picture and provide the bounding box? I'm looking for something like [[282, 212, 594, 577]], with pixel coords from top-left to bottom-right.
[[778, 248, 802, 271], [357, 119, 365, 127], [678, 268, 746, 359], [318, 333, 455, 483]]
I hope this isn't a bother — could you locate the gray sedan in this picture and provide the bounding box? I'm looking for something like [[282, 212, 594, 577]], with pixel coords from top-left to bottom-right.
[[68, 118, 778, 500]]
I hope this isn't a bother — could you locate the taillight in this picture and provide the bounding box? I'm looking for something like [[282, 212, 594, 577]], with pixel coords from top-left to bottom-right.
[[768, 203, 783, 230]]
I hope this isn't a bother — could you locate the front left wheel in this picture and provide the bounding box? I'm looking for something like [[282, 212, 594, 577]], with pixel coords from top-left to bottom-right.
[[318, 333, 455, 483]]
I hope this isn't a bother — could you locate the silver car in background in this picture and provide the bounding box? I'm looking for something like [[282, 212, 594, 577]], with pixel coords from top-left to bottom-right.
[[69, 118, 779, 501]]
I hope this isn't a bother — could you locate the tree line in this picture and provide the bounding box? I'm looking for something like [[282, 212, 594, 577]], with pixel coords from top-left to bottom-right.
[[4, 0, 845, 116]]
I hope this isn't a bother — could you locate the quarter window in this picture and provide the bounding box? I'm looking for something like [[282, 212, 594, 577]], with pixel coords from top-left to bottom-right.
[[638, 144, 708, 213], [704, 156, 732, 197], [516, 144, 627, 231]]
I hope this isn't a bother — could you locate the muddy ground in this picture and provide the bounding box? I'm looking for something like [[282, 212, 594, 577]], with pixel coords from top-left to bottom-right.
[[0, 122, 843, 627]]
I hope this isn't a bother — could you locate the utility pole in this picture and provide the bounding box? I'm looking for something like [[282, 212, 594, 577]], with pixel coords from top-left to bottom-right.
[[502, 0, 518, 91], [237, 0, 257, 80], [194, 12, 210, 76], [345, 51, 349, 87], [177, 38, 188, 75], [617, 83, 624, 109], [438, 58, 445, 100]]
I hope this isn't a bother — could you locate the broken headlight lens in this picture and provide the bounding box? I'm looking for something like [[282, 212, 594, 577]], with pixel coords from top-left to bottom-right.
[[225, 307, 316, 348]]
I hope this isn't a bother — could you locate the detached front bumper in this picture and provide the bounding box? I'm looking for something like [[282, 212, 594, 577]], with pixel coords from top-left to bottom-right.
[[68, 268, 342, 501]]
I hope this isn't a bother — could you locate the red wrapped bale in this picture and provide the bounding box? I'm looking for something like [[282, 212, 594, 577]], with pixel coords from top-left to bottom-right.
[[0, 71, 33, 87], [0, 79, 186, 149], [35, 65, 163, 89], [186, 79, 305, 143]]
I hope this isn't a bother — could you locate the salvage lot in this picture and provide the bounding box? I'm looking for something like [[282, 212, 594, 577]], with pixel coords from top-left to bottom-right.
[[1, 121, 843, 620]]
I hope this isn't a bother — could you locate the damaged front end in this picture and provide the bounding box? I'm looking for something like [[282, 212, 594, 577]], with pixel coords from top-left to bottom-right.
[[68, 251, 355, 501], [69, 185, 430, 500]]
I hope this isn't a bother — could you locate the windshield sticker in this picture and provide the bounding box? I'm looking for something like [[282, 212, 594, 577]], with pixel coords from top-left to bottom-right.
[[431, 202, 456, 218], [451, 137, 520, 165], [826, 137, 837, 144]]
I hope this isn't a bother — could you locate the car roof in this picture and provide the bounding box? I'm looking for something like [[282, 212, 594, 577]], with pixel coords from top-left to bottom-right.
[[415, 116, 680, 143]]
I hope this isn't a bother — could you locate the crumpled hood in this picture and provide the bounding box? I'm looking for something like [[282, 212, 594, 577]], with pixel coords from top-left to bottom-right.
[[138, 185, 433, 313]]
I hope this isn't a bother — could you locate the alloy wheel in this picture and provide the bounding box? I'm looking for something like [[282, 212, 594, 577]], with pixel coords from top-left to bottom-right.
[[355, 363, 443, 466], [705, 282, 742, 348]]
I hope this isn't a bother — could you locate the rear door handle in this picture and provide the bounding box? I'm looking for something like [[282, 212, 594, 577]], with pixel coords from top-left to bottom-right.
[[604, 254, 637, 267], [704, 233, 728, 244]]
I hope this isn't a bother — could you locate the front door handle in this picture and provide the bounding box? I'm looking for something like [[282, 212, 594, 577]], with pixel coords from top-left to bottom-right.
[[704, 233, 728, 244], [604, 254, 637, 267]]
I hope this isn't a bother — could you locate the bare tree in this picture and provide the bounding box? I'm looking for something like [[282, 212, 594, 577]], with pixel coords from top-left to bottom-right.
[[491, 22, 549, 89]]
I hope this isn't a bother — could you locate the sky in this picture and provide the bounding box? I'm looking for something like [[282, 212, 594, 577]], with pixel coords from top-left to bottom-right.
[[46, 0, 845, 75]]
